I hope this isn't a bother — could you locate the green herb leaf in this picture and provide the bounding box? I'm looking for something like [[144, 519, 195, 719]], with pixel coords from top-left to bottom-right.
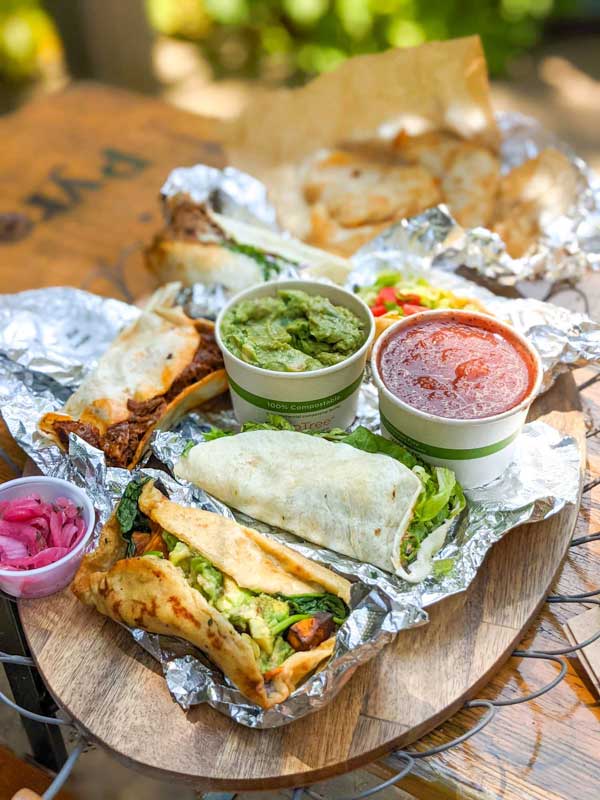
[[433, 558, 455, 578], [281, 592, 349, 625], [181, 440, 195, 457], [116, 477, 151, 557], [203, 427, 233, 442], [224, 241, 294, 281]]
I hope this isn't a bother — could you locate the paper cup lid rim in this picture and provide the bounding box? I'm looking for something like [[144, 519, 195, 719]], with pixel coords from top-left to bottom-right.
[[371, 308, 543, 426], [216, 279, 375, 379]]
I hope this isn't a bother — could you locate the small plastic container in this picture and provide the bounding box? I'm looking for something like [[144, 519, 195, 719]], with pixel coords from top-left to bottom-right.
[[0, 476, 95, 599]]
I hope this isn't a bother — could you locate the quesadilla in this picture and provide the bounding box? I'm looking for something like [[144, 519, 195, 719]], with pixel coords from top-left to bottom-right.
[[145, 193, 352, 290], [73, 480, 351, 709], [39, 284, 227, 469], [175, 426, 465, 582]]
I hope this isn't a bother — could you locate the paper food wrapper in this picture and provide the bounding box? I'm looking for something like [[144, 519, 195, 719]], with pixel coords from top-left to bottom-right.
[[221, 35, 498, 237]]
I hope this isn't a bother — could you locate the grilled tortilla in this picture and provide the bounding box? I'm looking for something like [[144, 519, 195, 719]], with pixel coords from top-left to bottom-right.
[[39, 284, 227, 468], [146, 193, 352, 289], [73, 481, 350, 709]]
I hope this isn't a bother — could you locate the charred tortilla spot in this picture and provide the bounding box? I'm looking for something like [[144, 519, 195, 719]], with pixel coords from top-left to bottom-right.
[[168, 595, 201, 627]]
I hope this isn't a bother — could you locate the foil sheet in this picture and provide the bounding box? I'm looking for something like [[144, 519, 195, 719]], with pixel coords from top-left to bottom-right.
[[161, 165, 301, 319], [162, 112, 600, 295], [0, 286, 581, 727], [356, 112, 600, 287]]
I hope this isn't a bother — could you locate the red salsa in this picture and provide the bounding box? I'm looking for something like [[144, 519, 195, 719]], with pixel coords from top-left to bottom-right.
[[378, 313, 536, 420]]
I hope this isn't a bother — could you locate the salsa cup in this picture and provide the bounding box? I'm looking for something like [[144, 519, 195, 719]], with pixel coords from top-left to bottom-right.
[[371, 309, 543, 489], [216, 279, 375, 431], [0, 476, 95, 599]]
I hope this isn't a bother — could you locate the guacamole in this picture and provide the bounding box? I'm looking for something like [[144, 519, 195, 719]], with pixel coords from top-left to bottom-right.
[[220, 289, 365, 372]]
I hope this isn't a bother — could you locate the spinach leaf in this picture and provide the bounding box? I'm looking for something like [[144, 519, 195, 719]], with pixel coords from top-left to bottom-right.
[[116, 477, 151, 556], [282, 593, 349, 625]]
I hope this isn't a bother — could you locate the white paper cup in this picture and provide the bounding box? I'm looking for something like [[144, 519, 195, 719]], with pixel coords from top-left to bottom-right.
[[0, 477, 95, 599], [216, 280, 375, 431], [371, 310, 542, 489]]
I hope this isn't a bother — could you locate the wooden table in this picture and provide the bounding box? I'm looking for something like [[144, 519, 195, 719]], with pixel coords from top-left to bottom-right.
[[1, 83, 600, 800]]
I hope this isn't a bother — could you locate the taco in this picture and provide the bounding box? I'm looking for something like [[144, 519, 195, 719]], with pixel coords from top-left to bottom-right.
[[39, 284, 227, 468], [72, 480, 351, 709]]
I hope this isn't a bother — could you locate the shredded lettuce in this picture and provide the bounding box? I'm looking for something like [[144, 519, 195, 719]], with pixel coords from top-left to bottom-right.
[[335, 427, 465, 566], [224, 241, 293, 281]]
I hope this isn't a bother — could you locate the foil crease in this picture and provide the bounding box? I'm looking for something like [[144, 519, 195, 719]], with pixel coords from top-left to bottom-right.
[[0, 287, 581, 728], [163, 112, 600, 293], [161, 164, 278, 231]]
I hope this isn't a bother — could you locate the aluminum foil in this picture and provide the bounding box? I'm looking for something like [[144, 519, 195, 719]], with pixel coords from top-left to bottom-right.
[[354, 112, 600, 287], [161, 165, 301, 318], [0, 287, 581, 727], [161, 164, 278, 231], [162, 112, 600, 296]]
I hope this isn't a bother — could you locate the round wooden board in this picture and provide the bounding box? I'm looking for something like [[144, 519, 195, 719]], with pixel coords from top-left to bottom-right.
[[18, 372, 585, 791]]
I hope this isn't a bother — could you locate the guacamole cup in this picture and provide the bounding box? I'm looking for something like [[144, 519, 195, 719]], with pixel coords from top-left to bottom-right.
[[216, 280, 375, 431]]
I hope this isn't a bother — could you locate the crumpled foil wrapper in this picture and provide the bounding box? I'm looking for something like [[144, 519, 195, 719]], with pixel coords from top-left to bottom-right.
[[355, 113, 600, 286], [162, 112, 600, 296], [0, 287, 581, 727], [161, 165, 301, 318]]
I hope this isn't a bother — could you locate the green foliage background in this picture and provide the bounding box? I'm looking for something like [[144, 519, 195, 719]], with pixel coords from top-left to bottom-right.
[[146, 0, 580, 83], [0, 0, 583, 85]]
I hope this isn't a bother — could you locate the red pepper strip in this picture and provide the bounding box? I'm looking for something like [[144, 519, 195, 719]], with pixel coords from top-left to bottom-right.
[[401, 303, 427, 315], [370, 304, 388, 317], [396, 293, 422, 305], [375, 286, 399, 304]]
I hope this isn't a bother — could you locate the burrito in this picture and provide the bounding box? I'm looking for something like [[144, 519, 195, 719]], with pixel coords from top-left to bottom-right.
[[145, 192, 353, 290], [39, 284, 227, 469], [176, 423, 465, 582], [73, 480, 351, 709]]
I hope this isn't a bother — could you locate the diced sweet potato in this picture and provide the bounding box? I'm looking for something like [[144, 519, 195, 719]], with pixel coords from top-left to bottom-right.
[[131, 532, 150, 556], [287, 612, 336, 651]]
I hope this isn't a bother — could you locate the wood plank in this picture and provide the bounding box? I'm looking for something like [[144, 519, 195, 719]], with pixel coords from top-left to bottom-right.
[[17, 373, 585, 790], [0, 83, 223, 301]]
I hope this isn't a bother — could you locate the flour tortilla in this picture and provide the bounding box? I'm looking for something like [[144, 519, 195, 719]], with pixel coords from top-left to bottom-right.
[[73, 481, 349, 709], [39, 283, 227, 467], [146, 202, 353, 289], [175, 430, 423, 575]]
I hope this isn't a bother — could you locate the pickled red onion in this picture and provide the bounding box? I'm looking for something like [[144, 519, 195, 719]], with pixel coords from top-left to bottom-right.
[[0, 495, 86, 571]]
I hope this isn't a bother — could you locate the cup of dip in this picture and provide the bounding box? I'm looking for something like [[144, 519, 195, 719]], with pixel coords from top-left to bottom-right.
[[371, 309, 542, 489], [216, 279, 375, 431]]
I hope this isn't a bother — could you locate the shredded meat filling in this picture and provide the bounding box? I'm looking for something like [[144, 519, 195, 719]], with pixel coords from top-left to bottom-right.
[[54, 420, 101, 451], [166, 197, 223, 242], [54, 332, 224, 468]]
